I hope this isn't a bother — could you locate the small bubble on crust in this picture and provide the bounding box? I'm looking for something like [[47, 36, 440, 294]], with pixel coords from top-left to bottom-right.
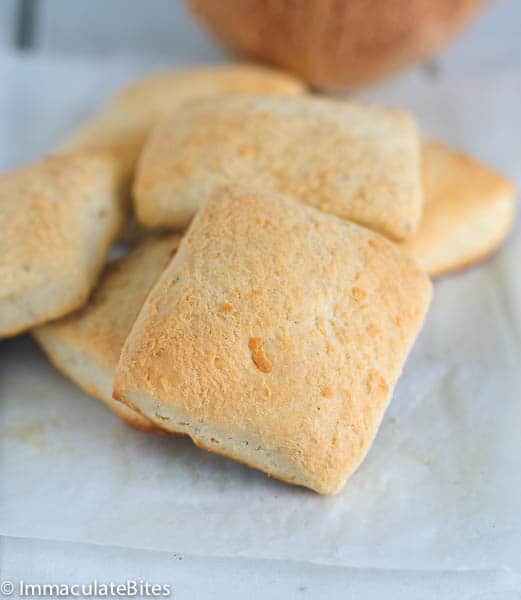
[[351, 287, 367, 302], [222, 302, 234, 313], [248, 337, 273, 373], [321, 385, 334, 398]]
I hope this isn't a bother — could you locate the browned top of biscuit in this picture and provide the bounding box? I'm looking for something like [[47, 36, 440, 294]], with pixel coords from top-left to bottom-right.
[[134, 95, 422, 239], [0, 153, 127, 306], [116, 187, 431, 494]]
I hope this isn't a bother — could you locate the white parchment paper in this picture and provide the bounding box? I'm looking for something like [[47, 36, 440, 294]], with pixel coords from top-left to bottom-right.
[[1, 51, 520, 572]]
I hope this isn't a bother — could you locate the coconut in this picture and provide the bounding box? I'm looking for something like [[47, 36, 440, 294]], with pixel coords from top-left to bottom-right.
[[188, 0, 487, 90]]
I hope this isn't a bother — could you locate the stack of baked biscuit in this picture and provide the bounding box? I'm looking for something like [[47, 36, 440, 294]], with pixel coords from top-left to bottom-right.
[[1, 63, 515, 494]]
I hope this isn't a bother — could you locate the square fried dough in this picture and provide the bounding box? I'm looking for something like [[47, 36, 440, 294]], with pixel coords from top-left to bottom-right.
[[33, 235, 180, 432], [60, 63, 305, 177], [0, 153, 127, 338], [401, 141, 516, 277], [114, 187, 432, 494], [133, 95, 422, 240]]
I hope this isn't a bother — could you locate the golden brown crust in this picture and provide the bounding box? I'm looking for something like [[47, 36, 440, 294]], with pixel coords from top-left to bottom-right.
[[189, 0, 487, 90], [115, 187, 432, 494], [401, 141, 516, 277], [134, 95, 422, 239], [60, 63, 305, 177], [33, 234, 180, 432], [0, 153, 127, 338]]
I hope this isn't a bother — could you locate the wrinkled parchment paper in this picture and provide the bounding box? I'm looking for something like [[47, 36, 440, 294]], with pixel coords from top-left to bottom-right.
[[1, 52, 520, 572]]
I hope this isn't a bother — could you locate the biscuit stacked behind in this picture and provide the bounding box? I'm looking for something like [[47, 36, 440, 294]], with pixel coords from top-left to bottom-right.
[[60, 63, 305, 178], [3, 62, 515, 494], [0, 153, 127, 338], [133, 95, 423, 239], [59, 64, 306, 245], [402, 142, 516, 276], [34, 235, 181, 432]]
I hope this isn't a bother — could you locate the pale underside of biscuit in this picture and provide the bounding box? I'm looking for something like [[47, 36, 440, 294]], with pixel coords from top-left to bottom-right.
[[401, 141, 516, 277], [0, 153, 127, 338], [114, 187, 432, 494], [59, 63, 305, 178], [33, 235, 180, 432], [133, 95, 422, 240]]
